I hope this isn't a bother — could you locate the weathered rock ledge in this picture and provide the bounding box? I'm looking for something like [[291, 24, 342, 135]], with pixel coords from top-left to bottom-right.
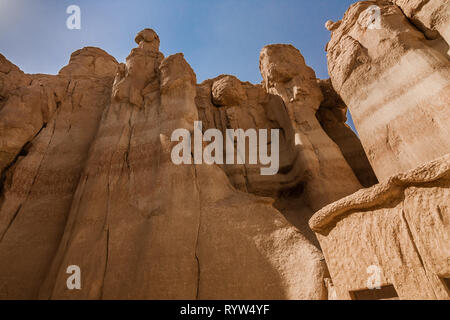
[[310, 153, 450, 233]]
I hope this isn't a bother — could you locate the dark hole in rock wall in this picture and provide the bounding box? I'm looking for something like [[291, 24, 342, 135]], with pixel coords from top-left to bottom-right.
[[350, 285, 399, 300]]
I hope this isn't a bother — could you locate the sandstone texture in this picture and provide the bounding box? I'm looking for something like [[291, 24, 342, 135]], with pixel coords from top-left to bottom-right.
[[316, 79, 378, 188], [0, 48, 117, 299], [36, 33, 327, 300], [196, 75, 302, 197], [310, 0, 450, 300], [327, 0, 450, 181], [392, 0, 450, 48], [259, 44, 363, 211], [0, 0, 448, 301], [1, 27, 366, 299], [310, 154, 450, 300]]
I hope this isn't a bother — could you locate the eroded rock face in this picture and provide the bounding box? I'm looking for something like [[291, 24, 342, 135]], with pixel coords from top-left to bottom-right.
[[211, 75, 247, 106], [392, 0, 450, 48], [3, 1, 447, 298], [259, 44, 362, 211], [0, 48, 118, 299], [309, 154, 450, 300], [59, 47, 118, 78], [326, 0, 450, 181], [0, 55, 53, 174], [0, 28, 351, 300], [0, 21, 390, 299], [196, 75, 303, 197], [44, 32, 328, 300], [311, 1, 449, 301]]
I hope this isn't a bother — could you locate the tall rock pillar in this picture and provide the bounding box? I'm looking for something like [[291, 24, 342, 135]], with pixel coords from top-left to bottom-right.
[[260, 44, 362, 211]]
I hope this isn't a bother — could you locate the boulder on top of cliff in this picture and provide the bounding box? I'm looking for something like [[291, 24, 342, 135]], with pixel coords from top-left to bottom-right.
[[211, 75, 247, 107]]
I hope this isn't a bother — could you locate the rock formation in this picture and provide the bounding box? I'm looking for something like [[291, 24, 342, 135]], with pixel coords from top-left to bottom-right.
[[392, 0, 450, 48], [310, 0, 449, 300], [36, 31, 328, 300], [326, 0, 450, 181], [1, 27, 365, 299], [0, 0, 448, 301], [196, 75, 303, 197], [0, 48, 117, 299], [259, 44, 363, 211], [310, 154, 450, 300]]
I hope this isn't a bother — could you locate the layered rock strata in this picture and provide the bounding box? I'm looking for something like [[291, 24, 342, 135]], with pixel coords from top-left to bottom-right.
[[0, 28, 367, 299], [326, 0, 450, 181], [0, 48, 118, 299]]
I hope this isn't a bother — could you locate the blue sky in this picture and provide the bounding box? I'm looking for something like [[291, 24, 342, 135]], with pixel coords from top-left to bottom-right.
[[0, 0, 357, 130]]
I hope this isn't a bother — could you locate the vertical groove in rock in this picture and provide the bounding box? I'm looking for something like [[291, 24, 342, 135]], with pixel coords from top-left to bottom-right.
[[192, 164, 202, 300]]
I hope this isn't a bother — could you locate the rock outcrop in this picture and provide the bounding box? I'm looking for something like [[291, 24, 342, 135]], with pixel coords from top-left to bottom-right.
[[0, 48, 117, 299], [314, 0, 449, 301], [1, 28, 369, 299], [326, 0, 450, 181], [1, 0, 447, 301], [36, 30, 330, 300], [259, 44, 363, 211], [392, 0, 450, 49], [309, 154, 450, 300], [196, 75, 303, 197]]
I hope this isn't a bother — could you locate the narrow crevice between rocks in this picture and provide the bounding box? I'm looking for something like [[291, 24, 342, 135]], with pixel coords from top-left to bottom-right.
[[0, 119, 55, 243], [0, 204, 22, 243], [100, 227, 110, 299], [391, 0, 446, 44], [191, 160, 202, 300], [0, 122, 47, 196]]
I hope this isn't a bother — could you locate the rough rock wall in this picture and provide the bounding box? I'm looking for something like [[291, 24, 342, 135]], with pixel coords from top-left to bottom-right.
[[313, 1, 450, 300], [259, 44, 363, 211], [37, 30, 328, 300], [0, 48, 117, 299], [309, 154, 450, 300], [196, 75, 303, 197], [6, 0, 447, 298], [0, 54, 32, 173], [195, 60, 374, 255], [196, 74, 378, 195], [326, 0, 450, 181], [392, 0, 450, 49], [1, 28, 359, 299]]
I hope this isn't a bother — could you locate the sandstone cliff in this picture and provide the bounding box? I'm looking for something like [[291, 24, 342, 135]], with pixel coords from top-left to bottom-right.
[[0, 48, 117, 298], [0, 28, 368, 299], [0, 0, 448, 301], [312, 0, 449, 300], [326, 0, 450, 181]]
